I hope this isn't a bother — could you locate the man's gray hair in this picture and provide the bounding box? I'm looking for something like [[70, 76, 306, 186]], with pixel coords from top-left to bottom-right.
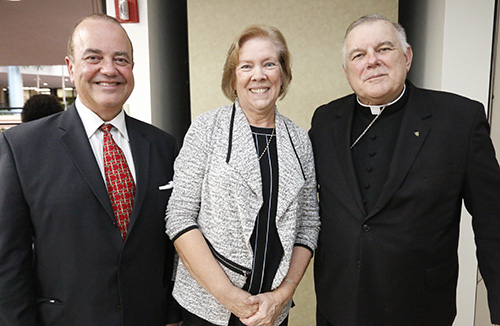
[[342, 14, 410, 65]]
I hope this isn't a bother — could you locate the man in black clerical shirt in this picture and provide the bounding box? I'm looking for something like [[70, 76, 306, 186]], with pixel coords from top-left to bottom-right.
[[309, 14, 500, 326]]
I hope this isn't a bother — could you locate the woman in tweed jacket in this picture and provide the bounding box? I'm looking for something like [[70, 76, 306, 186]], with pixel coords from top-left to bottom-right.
[[165, 25, 320, 326]]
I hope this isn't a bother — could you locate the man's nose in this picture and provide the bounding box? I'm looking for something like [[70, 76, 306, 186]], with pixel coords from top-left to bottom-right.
[[100, 58, 118, 75], [366, 51, 381, 67]]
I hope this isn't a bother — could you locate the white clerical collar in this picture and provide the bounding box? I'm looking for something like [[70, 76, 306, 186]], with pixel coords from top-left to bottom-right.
[[357, 84, 407, 115]]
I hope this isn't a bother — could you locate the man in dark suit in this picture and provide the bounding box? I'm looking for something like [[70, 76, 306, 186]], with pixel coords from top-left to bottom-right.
[[0, 14, 180, 325], [309, 14, 500, 326]]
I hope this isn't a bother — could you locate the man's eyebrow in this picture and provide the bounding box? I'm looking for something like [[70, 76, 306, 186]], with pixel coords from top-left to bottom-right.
[[82, 48, 102, 56], [347, 47, 364, 58], [348, 41, 397, 57], [114, 51, 131, 59], [377, 41, 396, 48], [81, 49, 131, 60]]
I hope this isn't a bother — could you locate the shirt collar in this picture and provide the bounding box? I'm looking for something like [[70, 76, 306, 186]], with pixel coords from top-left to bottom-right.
[[75, 97, 130, 141], [356, 83, 407, 115]]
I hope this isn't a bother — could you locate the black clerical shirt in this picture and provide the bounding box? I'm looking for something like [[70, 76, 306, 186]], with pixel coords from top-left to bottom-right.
[[350, 86, 410, 213]]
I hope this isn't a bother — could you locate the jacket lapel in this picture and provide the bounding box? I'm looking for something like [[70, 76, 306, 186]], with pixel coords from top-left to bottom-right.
[[227, 106, 263, 199], [58, 105, 114, 220], [226, 106, 263, 239], [367, 85, 432, 219], [124, 116, 150, 236], [332, 96, 367, 217], [275, 112, 306, 220]]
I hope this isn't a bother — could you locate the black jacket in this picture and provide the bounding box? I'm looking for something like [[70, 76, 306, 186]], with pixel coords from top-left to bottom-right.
[[309, 82, 500, 325], [0, 105, 180, 325]]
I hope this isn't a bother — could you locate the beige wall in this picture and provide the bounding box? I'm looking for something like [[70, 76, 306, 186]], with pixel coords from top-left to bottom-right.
[[187, 1, 397, 325], [187, 0, 397, 130]]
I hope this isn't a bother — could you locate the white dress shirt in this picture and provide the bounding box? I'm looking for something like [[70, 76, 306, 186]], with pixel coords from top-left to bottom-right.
[[74, 97, 137, 183]]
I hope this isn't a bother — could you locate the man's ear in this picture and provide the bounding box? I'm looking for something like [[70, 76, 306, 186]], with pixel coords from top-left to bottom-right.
[[65, 56, 75, 83], [404, 45, 413, 73]]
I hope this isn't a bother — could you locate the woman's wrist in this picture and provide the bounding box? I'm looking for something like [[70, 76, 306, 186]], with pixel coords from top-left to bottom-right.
[[274, 278, 296, 303], [283, 278, 298, 292], [212, 280, 239, 305]]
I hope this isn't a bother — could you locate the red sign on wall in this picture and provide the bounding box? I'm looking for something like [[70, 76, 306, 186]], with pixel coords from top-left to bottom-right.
[[114, 0, 139, 23]]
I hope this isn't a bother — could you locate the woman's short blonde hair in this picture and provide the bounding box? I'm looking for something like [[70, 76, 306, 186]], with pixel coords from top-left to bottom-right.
[[221, 25, 292, 102]]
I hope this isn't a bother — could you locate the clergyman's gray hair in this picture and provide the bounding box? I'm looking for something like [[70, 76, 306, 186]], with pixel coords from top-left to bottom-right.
[[342, 14, 410, 66]]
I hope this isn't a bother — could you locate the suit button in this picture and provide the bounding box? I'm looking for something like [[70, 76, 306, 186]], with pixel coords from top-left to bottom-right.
[[368, 151, 376, 157], [370, 135, 377, 140], [115, 304, 121, 311], [364, 183, 371, 189], [362, 224, 371, 232], [120, 263, 128, 271], [366, 166, 373, 172]]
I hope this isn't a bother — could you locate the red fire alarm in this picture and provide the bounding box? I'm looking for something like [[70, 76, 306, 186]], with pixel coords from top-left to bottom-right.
[[114, 0, 139, 23]]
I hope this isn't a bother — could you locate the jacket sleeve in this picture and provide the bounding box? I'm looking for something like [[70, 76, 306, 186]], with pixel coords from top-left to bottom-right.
[[165, 111, 215, 242], [463, 104, 500, 324], [0, 133, 37, 325], [293, 128, 321, 252]]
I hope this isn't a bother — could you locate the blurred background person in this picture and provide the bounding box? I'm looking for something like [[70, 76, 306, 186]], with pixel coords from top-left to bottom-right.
[[21, 94, 63, 122], [166, 25, 320, 326]]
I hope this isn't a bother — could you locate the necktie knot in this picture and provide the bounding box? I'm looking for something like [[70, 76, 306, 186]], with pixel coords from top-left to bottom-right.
[[101, 123, 113, 134]]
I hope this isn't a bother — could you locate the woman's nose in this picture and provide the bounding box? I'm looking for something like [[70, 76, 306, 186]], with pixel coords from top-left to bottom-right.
[[251, 66, 267, 80]]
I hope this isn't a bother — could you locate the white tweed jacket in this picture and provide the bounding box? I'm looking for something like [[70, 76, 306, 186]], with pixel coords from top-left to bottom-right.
[[165, 101, 320, 325]]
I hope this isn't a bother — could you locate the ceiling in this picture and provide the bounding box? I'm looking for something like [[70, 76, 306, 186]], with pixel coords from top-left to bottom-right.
[[0, 0, 104, 89], [0, 71, 73, 89], [0, 0, 104, 66]]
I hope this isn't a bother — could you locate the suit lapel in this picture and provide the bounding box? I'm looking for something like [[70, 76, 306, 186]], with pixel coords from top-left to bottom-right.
[[367, 85, 432, 219], [58, 105, 114, 220], [332, 96, 366, 216], [125, 116, 150, 236]]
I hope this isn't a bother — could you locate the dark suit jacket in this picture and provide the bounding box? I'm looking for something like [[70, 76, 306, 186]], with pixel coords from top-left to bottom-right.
[[0, 104, 180, 326], [309, 82, 500, 326]]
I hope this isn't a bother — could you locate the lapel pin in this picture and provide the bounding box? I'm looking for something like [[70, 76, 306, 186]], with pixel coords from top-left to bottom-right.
[[414, 131, 420, 137]]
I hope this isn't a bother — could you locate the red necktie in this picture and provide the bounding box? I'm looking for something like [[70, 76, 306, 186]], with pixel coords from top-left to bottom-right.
[[101, 124, 136, 240]]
